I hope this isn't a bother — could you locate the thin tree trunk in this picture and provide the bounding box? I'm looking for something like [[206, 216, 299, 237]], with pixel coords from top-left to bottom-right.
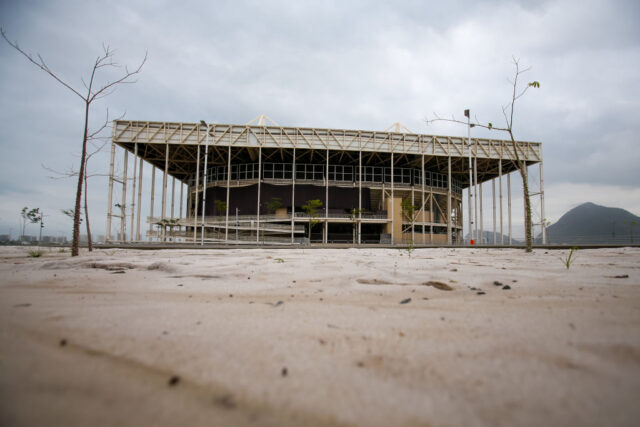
[[72, 101, 90, 256], [509, 130, 532, 252], [83, 164, 93, 251]]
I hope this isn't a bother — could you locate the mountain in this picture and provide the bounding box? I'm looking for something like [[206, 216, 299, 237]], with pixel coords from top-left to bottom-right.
[[540, 202, 640, 244]]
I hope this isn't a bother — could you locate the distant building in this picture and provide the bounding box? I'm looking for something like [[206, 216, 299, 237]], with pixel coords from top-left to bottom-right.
[[41, 236, 67, 244], [0, 234, 10, 243]]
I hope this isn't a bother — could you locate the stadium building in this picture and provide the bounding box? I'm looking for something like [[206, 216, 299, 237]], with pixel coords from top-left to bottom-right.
[[106, 116, 545, 245]]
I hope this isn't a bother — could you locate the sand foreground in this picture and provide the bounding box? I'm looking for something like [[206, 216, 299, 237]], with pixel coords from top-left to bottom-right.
[[0, 246, 639, 426]]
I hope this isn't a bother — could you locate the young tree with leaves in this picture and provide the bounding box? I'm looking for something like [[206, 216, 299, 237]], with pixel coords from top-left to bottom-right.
[[302, 199, 323, 239], [401, 197, 418, 244], [20, 207, 41, 242], [2, 29, 146, 256], [428, 58, 539, 252]]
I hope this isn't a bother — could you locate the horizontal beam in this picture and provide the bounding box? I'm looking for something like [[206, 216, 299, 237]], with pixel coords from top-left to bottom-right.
[[113, 120, 542, 163]]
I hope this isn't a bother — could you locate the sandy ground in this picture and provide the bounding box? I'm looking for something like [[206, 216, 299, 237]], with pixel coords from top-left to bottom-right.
[[0, 246, 639, 427]]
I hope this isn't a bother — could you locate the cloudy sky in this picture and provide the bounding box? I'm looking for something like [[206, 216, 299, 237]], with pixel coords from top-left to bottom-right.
[[1, 0, 639, 240]]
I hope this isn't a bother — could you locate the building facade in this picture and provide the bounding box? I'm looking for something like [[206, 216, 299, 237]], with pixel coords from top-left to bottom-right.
[[106, 118, 544, 245]]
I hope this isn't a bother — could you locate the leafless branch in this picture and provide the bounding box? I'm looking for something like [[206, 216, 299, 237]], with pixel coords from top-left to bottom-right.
[[1, 28, 86, 101], [426, 113, 509, 133], [89, 51, 147, 103]]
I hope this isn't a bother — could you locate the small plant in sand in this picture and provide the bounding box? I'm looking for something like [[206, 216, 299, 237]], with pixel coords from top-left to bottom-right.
[[27, 249, 44, 258], [406, 239, 415, 258], [561, 247, 578, 269], [274, 257, 285, 263]]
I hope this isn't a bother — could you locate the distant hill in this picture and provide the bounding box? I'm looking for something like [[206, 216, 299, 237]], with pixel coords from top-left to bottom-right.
[[540, 202, 640, 244]]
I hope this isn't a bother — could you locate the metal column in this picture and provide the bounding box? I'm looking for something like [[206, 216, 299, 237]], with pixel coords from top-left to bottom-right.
[[391, 152, 394, 244], [106, 142, 116, 242], [324, 149, 329, 244], [193, 144, 200, 242], [225, 145, 231, 241], [161, 144, 169, 241], [130, 143, 138, 242], [474, 156, 478, 243], [256, 146, 262, 243], [429, 192, 433, 243], [492, 178, 496, 245], [479, 181, 483, 244], [171, 177, 175, 219], [421, 153, 426, 245], [499, 158, 503, 245], [358, 149, 362, 245], [411, 186, 415, 243], [201, 126, 209, 245], [179, 181, 183, 219], [508, 173, 512, 245], [467, 123, 473, 244], [539, 149, 546, 244], [149, 166, 155, 241], [291, 147, 296, 243], [447, 155, 452, 245], [120, 149, 128, 242], [136, 157, 143, 241]]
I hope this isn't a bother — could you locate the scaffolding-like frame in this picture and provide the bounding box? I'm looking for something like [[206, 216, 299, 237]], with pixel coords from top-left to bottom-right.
[[106, 120, 545, 245]]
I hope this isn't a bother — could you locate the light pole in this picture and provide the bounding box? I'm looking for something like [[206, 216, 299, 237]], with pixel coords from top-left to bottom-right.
[[465, 109, 474, 245], [200, 120, 209, 246]]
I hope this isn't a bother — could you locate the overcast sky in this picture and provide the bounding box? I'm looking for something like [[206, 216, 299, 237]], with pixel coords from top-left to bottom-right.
[[1, 0, 639, 240]]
